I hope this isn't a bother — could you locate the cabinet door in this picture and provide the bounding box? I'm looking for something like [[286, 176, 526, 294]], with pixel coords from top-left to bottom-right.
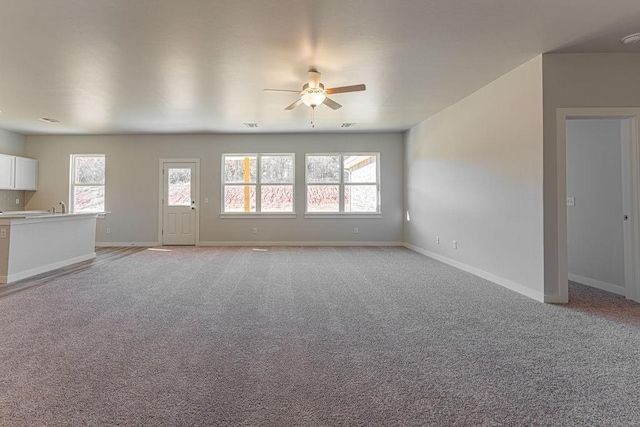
[[0, 154, 15, 189], [14, 157, 37, 190]]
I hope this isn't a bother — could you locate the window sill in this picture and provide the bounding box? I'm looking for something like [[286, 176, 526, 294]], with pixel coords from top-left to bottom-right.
[[219, 213, 297, 219], [304, 213, 382, 219]]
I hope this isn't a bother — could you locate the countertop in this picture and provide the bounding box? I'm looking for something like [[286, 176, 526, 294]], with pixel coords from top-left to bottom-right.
[[0, 211, 107, 219]]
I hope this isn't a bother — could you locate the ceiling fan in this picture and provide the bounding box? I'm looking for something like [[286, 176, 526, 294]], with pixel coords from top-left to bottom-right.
[[264, 70, 366, 111]]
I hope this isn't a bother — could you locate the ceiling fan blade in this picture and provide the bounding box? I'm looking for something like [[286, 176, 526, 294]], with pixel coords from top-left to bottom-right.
[[308, 70, 322, 88], [325, 84, 366, 95], [284, 99, 303, 110], [323, 97, 342, 110], [264, 88, 301, 93]]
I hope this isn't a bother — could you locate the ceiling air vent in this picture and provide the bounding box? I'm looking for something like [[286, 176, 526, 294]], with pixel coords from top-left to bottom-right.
[[341, 123, 356, 128], [38, 117, 60, 123], [621, 33, 640, 44], [243, 123, 258, 128]]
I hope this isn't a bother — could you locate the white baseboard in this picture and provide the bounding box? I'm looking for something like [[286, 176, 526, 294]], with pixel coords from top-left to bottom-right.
[[197, 241, 405, 247], [568, 273, 625, 296], [404, 243, 545, 303], [2, 252, 96, 284], [95, 242, 159, 247]]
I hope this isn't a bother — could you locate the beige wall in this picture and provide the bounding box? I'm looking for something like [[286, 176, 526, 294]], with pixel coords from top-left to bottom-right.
[[404, 56, 544, 300], [0, 129, 25, 157], [25, 133, 404, 245], [542, 53, 640, 299]]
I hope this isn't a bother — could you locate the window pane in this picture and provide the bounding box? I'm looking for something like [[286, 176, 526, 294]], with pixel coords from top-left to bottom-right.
[[261, 185, 293, 212], [261, 155, 293, 184], [224, 185, 256, 212], [344, 155, 377, 183], [168, 168, 191, 206], [307, 185, 339, 212], [307, 155, 340, 183], [75, 156, 105, 184], [74, 186, 105, 212], [344, 185, 378, 213], [224, 155, 257, 184]]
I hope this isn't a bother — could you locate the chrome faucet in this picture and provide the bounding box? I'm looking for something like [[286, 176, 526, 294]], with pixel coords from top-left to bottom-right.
[[59, 202, 66, 214]]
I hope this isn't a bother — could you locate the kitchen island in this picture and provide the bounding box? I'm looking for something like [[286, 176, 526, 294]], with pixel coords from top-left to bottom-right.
[[0, 212, 99, 284]]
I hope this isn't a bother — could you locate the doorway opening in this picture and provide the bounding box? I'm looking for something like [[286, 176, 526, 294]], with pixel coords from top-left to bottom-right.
[[557, 109, 640, 303]]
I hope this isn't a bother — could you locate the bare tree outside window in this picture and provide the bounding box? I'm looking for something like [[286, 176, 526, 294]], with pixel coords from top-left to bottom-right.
[[223, 154, 294, 213], [71, 154, 105, 212], [306, 153, 379, 213]]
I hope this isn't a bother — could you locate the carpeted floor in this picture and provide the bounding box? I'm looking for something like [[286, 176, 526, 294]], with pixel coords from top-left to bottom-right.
[[0, 246, 639, 426]]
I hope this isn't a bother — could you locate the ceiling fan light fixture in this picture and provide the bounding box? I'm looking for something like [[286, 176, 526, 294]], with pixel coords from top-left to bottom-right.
[[300, 88, 326, 108], [621, 33, 640, 44]]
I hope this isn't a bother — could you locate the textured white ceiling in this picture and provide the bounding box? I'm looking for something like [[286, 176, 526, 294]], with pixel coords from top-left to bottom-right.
[[1, 0, 640, 135]]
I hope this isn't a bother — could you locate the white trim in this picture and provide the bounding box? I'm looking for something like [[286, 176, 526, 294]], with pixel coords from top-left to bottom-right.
[[304, 213, 382, 219], [197, 241, 404, 247], [1, 253, 96, 284], [557, 108, 640, 303], [568, 273, 625, 296], [404, 243, 545, 303], [219, 213, 297, 219], [96, 242, 159, 247]]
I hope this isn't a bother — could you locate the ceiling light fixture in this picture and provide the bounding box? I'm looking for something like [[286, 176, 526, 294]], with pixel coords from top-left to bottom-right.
[[38, 117, 60, 123], [621, 33, 640, 44], [300, 83, 327, 108], [243, 123, 258, 128]]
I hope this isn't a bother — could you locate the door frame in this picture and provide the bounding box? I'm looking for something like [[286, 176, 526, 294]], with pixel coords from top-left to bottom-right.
[[158, 158, 200, 246], [556, 108, 640, 302]]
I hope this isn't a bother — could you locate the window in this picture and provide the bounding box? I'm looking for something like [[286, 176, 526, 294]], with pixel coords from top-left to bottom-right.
[[70, 154, 105, 212], [222, 154, 294, 213], [306, 153, 379, 213]]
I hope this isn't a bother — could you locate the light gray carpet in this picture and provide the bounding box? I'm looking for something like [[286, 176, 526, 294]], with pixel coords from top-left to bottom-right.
[[1, 246, 639, 426]]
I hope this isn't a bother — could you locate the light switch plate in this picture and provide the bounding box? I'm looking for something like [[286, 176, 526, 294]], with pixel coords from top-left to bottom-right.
[[567, 197, 575, 207], [0, 228, 6, 239]]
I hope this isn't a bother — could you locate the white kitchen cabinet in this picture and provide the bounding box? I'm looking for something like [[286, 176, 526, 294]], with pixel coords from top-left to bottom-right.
[[0, 154, 15, 189], [14, 157, 38, 190]]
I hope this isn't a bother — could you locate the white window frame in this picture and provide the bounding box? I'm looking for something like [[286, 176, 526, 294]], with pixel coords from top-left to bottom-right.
[[220, 153, 296, 217], [69, 154, 106, 213], [305, 152, 381, 217]]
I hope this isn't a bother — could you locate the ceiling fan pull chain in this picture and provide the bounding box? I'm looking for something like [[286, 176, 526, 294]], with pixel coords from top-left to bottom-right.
[[311, 107, 315, 128]]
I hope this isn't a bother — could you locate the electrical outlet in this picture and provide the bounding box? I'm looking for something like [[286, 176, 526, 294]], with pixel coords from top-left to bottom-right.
[[204, 197, 209, 204], [0, 228, 6, 239], [452, 240, 457, 249], [15, 198, 19, 204], [567, 197, 575, 207], [106, 227, 111, 234], [252, 227, 258, 234], [354, 227, 359, 234], [436, 236, 440, 244]]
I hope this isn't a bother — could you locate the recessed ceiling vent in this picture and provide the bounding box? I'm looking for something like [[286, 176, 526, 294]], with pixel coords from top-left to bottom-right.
[[243, 123, 258, 128], [621, 33, 640, 44], [341, 123, 356, 128], [38, 117, 60, 123]]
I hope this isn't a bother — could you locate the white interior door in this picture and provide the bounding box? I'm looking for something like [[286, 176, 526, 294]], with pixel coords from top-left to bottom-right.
[[162, 162, 197, 245]]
